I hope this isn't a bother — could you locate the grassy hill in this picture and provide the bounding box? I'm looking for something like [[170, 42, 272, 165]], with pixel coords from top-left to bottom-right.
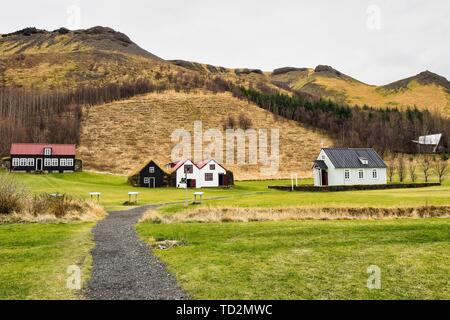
[[271, 66, 450, 115], [78, 91, 332, 180]]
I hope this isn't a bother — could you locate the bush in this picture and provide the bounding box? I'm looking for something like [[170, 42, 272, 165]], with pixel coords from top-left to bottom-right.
[[0, 174, 28, 214]]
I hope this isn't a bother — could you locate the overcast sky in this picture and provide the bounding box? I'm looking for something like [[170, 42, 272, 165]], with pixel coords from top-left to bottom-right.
[[1, 0, 449, 85]]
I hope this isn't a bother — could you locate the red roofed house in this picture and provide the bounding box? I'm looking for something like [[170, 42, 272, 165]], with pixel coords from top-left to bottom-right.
[[9, 143, 78, 173], [169, 159, 231, 188]]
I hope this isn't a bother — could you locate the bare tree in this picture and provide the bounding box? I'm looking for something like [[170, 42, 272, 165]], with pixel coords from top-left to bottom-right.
[[434, 159, 448, 184], [397, 155, 406, 183], [408, 160, 417, 182], [420, 155, 432, 183], [238, 113, 252, 130], [387, 158, 396, 183]]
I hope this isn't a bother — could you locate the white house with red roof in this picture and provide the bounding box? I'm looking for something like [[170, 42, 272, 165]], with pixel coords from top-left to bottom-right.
[[9, 143, 78, 173], [169, 159, 229, 188]]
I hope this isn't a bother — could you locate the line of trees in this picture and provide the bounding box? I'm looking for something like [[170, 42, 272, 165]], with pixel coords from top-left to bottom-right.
[[233, 86, 450, 155], [0, 79, 161, 157], [387, 154, 448, 184]]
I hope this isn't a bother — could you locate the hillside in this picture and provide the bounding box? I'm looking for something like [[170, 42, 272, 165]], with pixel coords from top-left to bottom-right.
[[270, 66, 450, 115], [78, 92, 332, 180], [0, 27, 173, 88]]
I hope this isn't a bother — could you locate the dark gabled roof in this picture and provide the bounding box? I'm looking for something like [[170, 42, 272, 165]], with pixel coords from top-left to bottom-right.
[[322, 148, 387, 169], [313, 160, 328, 170], [129, 160, 166, 177]]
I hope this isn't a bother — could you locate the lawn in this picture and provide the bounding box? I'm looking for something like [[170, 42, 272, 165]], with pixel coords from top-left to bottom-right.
[[9, 171, 450, 212], [0, 222, 94, 299], [137, 219, 450, 299]]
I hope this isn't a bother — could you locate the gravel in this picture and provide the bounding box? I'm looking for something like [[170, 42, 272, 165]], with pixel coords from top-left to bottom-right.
[[85, 205, 188, 300]]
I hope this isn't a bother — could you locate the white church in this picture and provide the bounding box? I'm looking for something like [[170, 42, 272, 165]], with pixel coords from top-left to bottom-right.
[[313, 148, 387, 187]]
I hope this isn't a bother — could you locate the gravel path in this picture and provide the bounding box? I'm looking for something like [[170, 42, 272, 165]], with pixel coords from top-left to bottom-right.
[[85, 205, 188, 300]]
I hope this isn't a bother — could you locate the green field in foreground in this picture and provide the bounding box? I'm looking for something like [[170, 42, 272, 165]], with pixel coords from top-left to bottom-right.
[[0, 222, 94, 299], [137, 219, 450, 299], [7, 171, 450, 211]]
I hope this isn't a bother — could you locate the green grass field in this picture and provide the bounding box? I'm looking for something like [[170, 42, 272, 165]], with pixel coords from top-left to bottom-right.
[[7, 171, 450, 212], [137, 219, 450, 299], [0, 222, 94, 299]]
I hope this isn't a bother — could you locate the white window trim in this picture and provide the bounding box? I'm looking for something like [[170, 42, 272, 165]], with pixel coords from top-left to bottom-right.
[[44, 158, 52, 167], [344, 170, 350, 180], [12, 158, 19, 166], [372, 169, 378, 179], [144, 177, 150, 184], [358, 170, 364, 179], [149, 166, 155, 173], [51, 158, 59, 166], [67, 159, 74, 167], [60, 159, 67, 167], [44, 148, 52, 156]]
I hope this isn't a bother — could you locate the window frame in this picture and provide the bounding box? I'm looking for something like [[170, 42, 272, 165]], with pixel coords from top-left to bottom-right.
[[209, 164, 216, 170], [60, 159, 67, 167], [149, 166, 155, 174], [372, 169, 378, 179], [358, 170, 364, 179], [12, 158, 20, 167], [205, 173, 213, 181], [44, 158, 52, 167], [51, 158, 59, 167], [44, 148, 52, 156], [344, 170, 350, 180], [184, 164, 194, 174], [27, 158, 34, 166], [67, 159, 74, 167]]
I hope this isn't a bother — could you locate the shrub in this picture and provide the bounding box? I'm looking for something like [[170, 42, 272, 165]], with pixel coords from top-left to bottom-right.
[[0, 174, 28, 214]]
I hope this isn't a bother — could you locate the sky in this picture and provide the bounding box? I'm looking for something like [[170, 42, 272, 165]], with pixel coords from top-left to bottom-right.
[[1, 0, 449, 85]]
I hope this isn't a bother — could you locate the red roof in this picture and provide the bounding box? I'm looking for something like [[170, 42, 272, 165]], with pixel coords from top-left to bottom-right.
[[10, 143, 76, 156]]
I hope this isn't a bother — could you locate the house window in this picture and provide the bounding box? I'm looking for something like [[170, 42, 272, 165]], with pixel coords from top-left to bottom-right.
[[184, 164, 193, 174], [205, 173, 213, 181], [67, 159, 74, 167], [52, 158, 58, 166], [144, 177, 150, 184], [44, 148, 52, 156], [27, 158, 34, 166], [372, 169, 378, 179], [344, 170, 350, 180], [358, 170, 364, 179], [19, 158, 27, 166], [44, 158, 52, 167], [149, 166, 155, 173], [60, 159, 67, 167], [12, 158, 19, 167], [209, 164, 216, 170]]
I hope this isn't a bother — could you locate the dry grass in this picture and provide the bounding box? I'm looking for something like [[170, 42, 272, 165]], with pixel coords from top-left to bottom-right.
[[141, 205, 450, 224], [79, 91, 333, 179], [272, 71, 450, 115], [0, 200, 106, 224]]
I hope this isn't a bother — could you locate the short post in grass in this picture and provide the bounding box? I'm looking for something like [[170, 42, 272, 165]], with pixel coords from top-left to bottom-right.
[[291, 173, 298, 191], [128, 191, 139, 204], [89, 192, 101, 202]]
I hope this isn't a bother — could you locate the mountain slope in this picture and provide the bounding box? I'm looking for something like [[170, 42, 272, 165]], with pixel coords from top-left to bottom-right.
[[271, 66, 450, 115], [78, 92, 332, 179], [0, 27, 172, 88]]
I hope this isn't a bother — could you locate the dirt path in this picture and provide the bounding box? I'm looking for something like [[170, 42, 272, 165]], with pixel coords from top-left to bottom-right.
[[85, 205, 188, 300]]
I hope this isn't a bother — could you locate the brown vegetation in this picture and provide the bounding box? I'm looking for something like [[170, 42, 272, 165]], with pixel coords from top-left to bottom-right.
[[141, 206, 450, 224], [0, 174, 106, 223]]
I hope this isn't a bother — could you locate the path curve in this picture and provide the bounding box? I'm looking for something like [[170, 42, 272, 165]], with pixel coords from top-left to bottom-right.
[[86, 205, 188, 300]]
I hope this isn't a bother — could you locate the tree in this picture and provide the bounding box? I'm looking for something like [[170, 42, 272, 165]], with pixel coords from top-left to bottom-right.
[[387, 158, 396, 183], [397, 155, 406, 183], [420, 155, 432, 183], [434, 159, 448, 184], [408, 159, 417, 183]]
